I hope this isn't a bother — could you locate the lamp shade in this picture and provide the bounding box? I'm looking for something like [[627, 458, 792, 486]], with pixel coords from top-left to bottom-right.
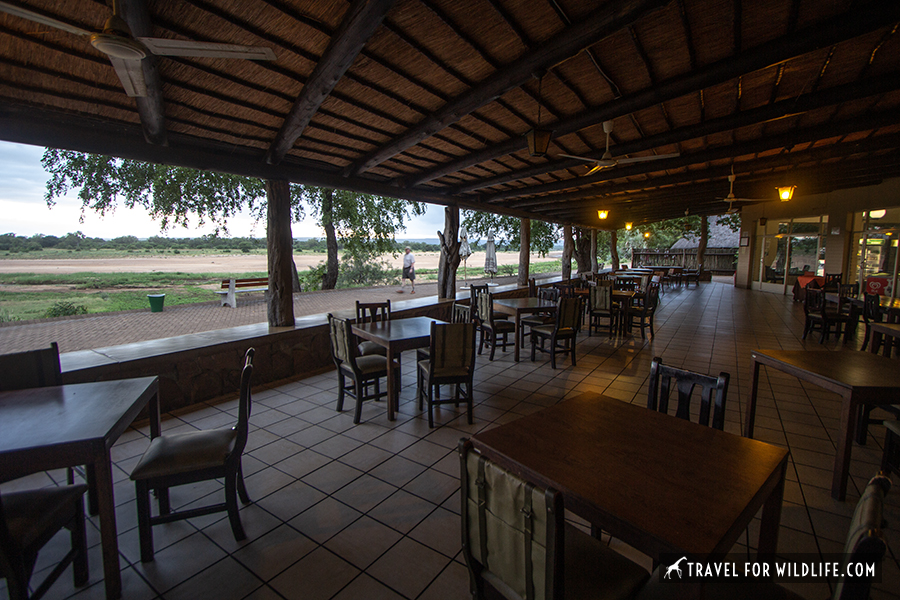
[[777, 186, 796, 201], [526, 129, 552, 157], [598, 210, 609, 220], [625, 222, 633, 231]]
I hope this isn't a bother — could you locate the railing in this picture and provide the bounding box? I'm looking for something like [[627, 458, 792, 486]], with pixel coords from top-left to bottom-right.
[[632, 248, 737, 273]]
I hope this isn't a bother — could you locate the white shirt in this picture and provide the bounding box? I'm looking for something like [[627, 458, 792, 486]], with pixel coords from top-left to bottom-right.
[[403, 252, 415, 269]]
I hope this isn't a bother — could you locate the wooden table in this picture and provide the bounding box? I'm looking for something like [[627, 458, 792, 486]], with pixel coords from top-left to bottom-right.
[[472, 392, 789, 561], [868, 322, 900, 357], [351, 316, 440, 420], [745, 349, 900, 500], [613, 289, 636, 333], [492, 297, 557, 361], [0, 377, 160, 600]]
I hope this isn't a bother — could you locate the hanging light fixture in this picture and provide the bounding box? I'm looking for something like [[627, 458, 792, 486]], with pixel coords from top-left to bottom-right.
[[526, 74, 552, 157], [776, 186, 796, 201], [598, 209, 609, 220], [643, 231, 651, 239], [625, 222, 633, 231]]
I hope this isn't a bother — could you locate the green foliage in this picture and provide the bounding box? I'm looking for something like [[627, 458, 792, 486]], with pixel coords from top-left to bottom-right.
[[336, 255, 397, 288], [0, 308, 19, 323], [297, 264, 326, 291], [43, 301, 88, 318], [461, 211, 559, 256]]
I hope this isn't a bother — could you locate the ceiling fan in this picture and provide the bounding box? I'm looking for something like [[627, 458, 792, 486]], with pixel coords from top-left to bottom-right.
[[558, 120, 680, 175], [719, 169, 759, 213], [0, 0, 276, 97]]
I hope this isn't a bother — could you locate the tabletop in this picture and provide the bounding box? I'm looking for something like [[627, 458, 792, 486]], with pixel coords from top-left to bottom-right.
[[471, 392, 788, 560], [750, 349, 900, 391], [351, 316, 438, 342], [493, 297, 557, 311]]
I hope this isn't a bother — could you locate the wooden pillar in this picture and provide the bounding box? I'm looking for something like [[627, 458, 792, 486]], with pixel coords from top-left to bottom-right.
[[591, 229, 599, 273], [698, 216, 709, 273], [610, 230, 620, 271], [266, 179, 295, 327], [562, 225, 573, 281], [518, 218, 531, 287], [437, 205, 461, 299]]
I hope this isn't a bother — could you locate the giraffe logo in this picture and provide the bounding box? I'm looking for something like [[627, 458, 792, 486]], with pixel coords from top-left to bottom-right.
[[664, 557, 688, 580]]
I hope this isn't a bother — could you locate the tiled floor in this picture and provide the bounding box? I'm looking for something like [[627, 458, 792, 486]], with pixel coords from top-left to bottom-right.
[[3, 281, 899, 599]]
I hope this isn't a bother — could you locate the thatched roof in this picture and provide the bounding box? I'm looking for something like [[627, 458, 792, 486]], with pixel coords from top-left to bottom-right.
[[670, 216, 740, 248], [1, 0, 899, 229]]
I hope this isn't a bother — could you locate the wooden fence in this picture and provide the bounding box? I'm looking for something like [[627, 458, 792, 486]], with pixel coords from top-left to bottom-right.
[[632, 248, 737, 273]]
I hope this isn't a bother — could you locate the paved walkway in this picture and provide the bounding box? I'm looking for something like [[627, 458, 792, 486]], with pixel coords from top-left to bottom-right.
[[0, 275, 520, 353]]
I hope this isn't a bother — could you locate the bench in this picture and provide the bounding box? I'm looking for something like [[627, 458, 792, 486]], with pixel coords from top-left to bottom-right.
[[216, 277, 268, 308]]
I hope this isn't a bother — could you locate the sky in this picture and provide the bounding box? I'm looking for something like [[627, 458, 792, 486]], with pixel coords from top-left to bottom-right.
[[0, 140, 446, 241]]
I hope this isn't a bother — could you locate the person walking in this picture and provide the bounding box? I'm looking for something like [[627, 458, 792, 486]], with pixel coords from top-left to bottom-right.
[[399, 246, 416, 293]]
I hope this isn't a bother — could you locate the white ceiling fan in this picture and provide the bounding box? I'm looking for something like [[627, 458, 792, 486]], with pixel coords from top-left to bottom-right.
[[0, 0, 276, 97], [719, 168, 761, 213], [558, 120, 680, 175]]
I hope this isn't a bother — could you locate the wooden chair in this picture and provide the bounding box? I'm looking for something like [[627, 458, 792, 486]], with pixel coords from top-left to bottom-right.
[[130, 348, 255, 563], [458, 439, 650, 600], [327, 314, 395, 424], [614, 277, 636, 292], [416, 321, 476, 427], [355, 300, 390, 357], [520, 286, 559, 343], [625, 284, 660, 339], [648, 357, 730, 430], [823, 272, 842, 292], [635, 474, 892, 600], [476, 291, 515, 360], [530, 296, 582, 369], [0, 484, 89, 600], [802, 288, 851, 343], [588, 280, 616, 336], [860, 292, 882, 351]]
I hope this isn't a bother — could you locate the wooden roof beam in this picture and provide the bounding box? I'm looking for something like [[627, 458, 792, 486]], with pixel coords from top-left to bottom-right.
[[265, 0, 395, 165], [407, 0, 900, 187], [119, 0, 167, 146], [344, 0, 670, 177]]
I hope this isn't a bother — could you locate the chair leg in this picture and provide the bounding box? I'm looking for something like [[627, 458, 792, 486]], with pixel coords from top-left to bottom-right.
[[489, 331, 497, 361], [225, 470, 247, 542], [861, 324, 871, 351], [530, 333, 537, 362], [336, 372, 346, 412], [156, 486, 171, 515], [427, 378, 435, 428], [236, 461, 251, 504], [465, 381, 474, 424], [570, 338, 576, 367], [549, 336, 557, 369], [70, 497, 89, 586], [353, 379, 364, 424], [136, 480, 155, 563]]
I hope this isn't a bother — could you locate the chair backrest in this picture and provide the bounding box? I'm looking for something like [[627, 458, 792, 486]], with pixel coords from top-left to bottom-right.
[[647, 357, 730, 430], [615, 278, 636, 291], [639, 274, 650, 291], [832, 474, 891, 600], [327, 313, 355, 365], [553, 284, 574, 298], [233, 348, 255, 460], [476, 290, 494, 326], [590, 282, 612, 311], [805, 287, 826, 314], [538, 287, 560, 303], [863, 292, 882, 323], [452, 302, 472, 324], [839, 283, 858, 298], [553, 297, 582, 334], [528, 278, 537, 297], [429, 322, 476, 374], [459, 439, 563, 600], [824, 272, 842, 292], [356, 300, 391, 324], [644, 284, 661, 314], [0, 343, 62, 392]]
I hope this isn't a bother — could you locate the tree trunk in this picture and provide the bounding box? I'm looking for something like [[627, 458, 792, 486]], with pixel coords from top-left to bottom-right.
[[437, 205, 462, 299], [266, 179, 295, 327], [562, 225, 573, 281], [518, 218, 531, 287], [573, 227, 591, 273], [697, 215, 709, 272], [590, 229, 599, 273], [291, 257, 302, 292], [321, 188, 339, 290], [610, 229, 620, 271]]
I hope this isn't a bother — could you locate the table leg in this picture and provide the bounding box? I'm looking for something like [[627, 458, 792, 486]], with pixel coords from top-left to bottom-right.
[[94, 451, 122, 600], [514, 314, 521, 362], [386, 349, 397, 421], [744, 358, 761, 438], [758, 462, 786, 559], [832, 391, 858, 501]]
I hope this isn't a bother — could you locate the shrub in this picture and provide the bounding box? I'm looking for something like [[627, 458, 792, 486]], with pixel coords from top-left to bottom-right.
[[43, 301, 88, 318], [0, 309, 19, 323]]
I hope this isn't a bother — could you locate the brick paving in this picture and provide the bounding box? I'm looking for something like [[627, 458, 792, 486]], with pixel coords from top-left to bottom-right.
[[0, 275, 519, 354]]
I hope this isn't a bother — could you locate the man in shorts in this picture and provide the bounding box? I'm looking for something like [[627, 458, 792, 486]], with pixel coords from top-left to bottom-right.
[[400, 246, 416, 293]]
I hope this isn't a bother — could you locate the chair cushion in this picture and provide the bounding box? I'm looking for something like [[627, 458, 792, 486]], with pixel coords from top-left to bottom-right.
[[521, 315, 554, 327], [488, 320, 516, 334], [131, 428, 237, 480], [565, 523, 650, 600], [355, 354, 389, 375], [2, 485, 87, 550], [358, 340, 387, 357]]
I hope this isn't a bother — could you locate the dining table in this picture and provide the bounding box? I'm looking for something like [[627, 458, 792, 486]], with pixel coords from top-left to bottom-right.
[[745, 349, 900, 500], [351, 316, 441, 420], [825, 292, 900, 336], [867, 321, 900, 357], [492, 297, 557, 362], [0, 377, 160, 600], [471, 392, 789, 562]]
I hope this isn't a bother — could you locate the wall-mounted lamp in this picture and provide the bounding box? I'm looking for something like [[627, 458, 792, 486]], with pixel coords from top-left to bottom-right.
[[597, 210, 609, 220], [777, 186, 796, 201], [869, 209, 887, 219], [625, 222, 633, 231], [759, 217, 768, 226]]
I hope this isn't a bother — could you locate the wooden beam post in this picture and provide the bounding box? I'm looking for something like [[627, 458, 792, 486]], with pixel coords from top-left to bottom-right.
[[610, 230, 620, 271], [698, 216, 709, 273], [591, 229, 599, 273], [266, 180, 295, 327], [518, 218, 531, 287], [437, 205, 461, 299], [562, 225, 573, 281]]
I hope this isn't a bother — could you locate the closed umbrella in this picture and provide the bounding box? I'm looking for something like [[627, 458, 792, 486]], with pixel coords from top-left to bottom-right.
[[459, 226, 473, 281], [484, 232, 498, 283]]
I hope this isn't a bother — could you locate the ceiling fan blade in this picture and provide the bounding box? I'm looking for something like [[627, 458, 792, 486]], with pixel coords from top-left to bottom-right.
[[558, 153, 601, 164], [109, 57, 148, 97], [615, 152, 681, 165], [585, 163, 612, 175], [0, 1, 92, 36], [137, 38, 275, 60]]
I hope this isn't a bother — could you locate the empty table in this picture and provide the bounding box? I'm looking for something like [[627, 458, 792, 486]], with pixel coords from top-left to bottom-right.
[[492, 297, 557, 361]]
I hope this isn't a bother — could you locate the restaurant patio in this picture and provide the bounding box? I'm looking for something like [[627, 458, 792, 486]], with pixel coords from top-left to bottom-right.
[[2, 281, 898, 600]]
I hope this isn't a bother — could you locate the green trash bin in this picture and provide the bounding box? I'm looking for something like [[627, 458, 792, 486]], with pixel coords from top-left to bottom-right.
[[148, 294, 166, 312]]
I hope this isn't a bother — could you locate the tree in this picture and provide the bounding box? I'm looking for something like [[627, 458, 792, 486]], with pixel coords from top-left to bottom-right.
[[462, 211, 558, 255]]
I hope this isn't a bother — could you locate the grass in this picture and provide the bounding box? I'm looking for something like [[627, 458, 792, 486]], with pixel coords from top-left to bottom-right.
[[0, 287, 218, 321], [0, 248, 265, 259], [0, 272, 265, 288]]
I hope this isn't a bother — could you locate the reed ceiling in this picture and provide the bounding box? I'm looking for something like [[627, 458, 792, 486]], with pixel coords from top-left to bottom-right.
[[1, 0, 899, 229]]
